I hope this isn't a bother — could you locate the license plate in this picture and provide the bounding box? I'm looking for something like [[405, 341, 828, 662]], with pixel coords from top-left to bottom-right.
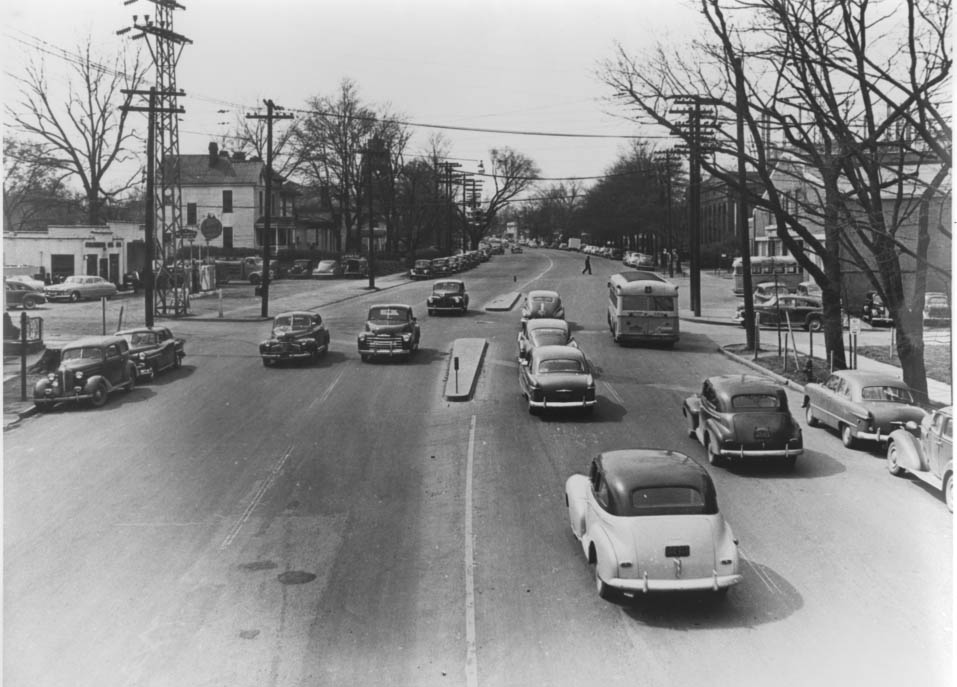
[[665, 545, 690, 558], [754, 427, 770, 440]]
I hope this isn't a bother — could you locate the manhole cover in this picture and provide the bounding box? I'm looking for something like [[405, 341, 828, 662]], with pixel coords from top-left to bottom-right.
[[240, 560, 278, 572], [239, 629, 260, 640], [278, 570, 316, 585]]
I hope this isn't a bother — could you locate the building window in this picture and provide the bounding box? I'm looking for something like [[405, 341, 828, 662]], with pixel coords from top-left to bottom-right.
[[187, 203, 197, 225], [222, 190, 233, 213], [223, 226, 233, 249]]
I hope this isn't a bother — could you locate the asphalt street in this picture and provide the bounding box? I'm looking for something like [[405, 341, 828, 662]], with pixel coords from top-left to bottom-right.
[[2, 250, 953, 687]]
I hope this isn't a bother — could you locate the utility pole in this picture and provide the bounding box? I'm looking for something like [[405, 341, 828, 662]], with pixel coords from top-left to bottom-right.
[[362, 135, 389, 290], [654, 149, 677, 278], [734, 56, 757, 349], [437, 162, 461, 255], [246, 100, 293, 317], [121, 87, 184, 327]]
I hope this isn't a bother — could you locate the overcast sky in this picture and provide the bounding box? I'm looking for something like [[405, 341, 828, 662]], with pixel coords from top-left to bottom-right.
[[4, 0, 707, 198]]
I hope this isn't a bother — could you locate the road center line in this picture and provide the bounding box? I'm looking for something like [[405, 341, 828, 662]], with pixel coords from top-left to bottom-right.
[[464, 414, 478, 687], [220, 445, 293, 550], [517, 255, 555, 292], [317, 369, 345, 406]]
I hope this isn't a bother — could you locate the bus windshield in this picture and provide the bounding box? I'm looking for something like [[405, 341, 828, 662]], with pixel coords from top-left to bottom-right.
[[620, 294, 675, 311]]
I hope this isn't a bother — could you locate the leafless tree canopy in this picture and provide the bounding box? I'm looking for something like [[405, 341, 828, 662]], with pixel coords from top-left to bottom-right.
[[6, 38, 148, 225]]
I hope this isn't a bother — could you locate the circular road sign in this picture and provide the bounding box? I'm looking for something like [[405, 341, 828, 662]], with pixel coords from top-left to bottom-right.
[[200, 215, 223, 241]]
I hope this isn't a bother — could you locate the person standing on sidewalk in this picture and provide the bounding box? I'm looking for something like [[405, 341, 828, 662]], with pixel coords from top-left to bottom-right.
[[582, 255, 592, 274]]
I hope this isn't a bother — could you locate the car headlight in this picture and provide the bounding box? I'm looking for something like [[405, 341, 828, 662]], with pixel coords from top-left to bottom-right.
[[47, 373, 56, 382], [358, 333, 367, 342], [75, 370, 84, 380], [139, 352, 147, 361], [401, 333, 412, 342], [586, 375, 594, 387]]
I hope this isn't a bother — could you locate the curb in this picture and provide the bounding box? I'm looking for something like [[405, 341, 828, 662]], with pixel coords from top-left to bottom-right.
[[718, 345, 808, 394], [484, 292, 521, 312], [444, 338, 487, 401]]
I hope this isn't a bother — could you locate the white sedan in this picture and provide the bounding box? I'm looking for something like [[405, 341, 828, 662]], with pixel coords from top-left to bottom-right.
[[565, 449, 742, 600]]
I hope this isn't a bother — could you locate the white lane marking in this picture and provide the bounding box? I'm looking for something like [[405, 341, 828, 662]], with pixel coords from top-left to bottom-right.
[[464, 414, 478, 687], [600, 380, 624, 405], [517, 255, 556, 292], [740, 550, 784, 595], [220, 445, 293, 550], [316, 369, 345, 406]]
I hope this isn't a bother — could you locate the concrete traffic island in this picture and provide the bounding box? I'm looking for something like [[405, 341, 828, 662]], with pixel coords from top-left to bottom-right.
[[444, 338, 488, 401], [483, 292, 521, 312]]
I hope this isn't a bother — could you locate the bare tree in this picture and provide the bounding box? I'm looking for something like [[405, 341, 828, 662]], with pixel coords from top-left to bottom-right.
[[226, 109, 302, 180], [5, 38, 147, 225], [466, 147, 540, 249], [602, 0, 951, 399]]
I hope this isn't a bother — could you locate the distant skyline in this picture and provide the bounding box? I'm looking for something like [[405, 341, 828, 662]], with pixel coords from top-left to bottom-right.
[[3, 0, 706, 200]]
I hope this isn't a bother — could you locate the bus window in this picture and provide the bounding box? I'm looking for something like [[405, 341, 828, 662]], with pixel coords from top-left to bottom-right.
[[775, 264, 786, 274]]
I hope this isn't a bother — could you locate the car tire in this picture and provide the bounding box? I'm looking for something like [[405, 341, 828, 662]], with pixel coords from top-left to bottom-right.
[[685, 410, 697, 439], [174, 354, 182, 370], [805, 403, 819, 427], [705, 436, 725, 467], [840, 424, 856, 449], [360, 354, 369, 363], [806, 317, 823, 332], [262, 358, 272, 367], [89, 382, 108, 408], [428, 309, 434, 316], [783, 454, 797, 471], [70, 291, 81, 302], [34, 401, 54, 412], [594, 560, 615, 601], [250, 275, 261, 285], [944, 473, 954, 513], [887, 442, 905, 476], [125, 373, 136, 393], [23, 298, 38, 310]]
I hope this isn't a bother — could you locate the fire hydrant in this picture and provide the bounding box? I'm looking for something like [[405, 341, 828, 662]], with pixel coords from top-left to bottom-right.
[[803, 359, 815, 383]]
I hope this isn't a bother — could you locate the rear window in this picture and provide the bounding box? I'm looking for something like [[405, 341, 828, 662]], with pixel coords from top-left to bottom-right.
[[538, 358, 584, 374], [630, 486, 708, 516], [731, 394, 781, 409], [861, 385, 914, 404], [532, 296, 555, 304], [620, 295, 676, 311]]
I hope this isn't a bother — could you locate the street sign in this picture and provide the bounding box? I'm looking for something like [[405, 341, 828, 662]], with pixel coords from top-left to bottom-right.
[[849, 317, 862, 335], [200, 215, 223, 240], [176, 229, 198, 240]]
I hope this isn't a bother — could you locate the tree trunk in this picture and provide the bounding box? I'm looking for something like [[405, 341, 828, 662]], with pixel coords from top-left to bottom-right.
[[895, 308, 929, 405]]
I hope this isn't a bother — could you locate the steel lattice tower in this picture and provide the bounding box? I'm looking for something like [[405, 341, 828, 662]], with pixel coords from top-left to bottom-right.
[[124, 1, 191, 265]]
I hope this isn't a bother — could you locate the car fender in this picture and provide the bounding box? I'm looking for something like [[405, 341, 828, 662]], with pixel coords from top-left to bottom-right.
[[682, 396, 701, 427], [887, 428, 925, 472], [702, 416, 729, 447], [588, 522, 622, 581], [33, 378, 51, 396], [564, 475, 589, 540], [83, 374, 110, 395]]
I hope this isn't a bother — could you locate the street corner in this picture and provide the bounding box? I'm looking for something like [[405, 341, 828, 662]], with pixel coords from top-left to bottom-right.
[[484, 292, 521, 312], [444, 338, 487, 401]]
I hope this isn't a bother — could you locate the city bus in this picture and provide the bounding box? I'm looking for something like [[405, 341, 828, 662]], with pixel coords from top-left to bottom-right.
[[606, 271, 680, 347], [732, 255, 803, 295]]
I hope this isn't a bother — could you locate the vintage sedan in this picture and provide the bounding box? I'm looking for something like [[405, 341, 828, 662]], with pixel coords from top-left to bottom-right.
[[115, 326, 185, 380], [683, 375, 803, 469], [923, 292, 951, 327], [5, 280, 46, 310], [357, 304, 420, 361], [427, 279, 469, 315], [431, 257, 451, 277], [312, 259, 343, 279], [284, 259, 314, 279], [861, 291, 893, 326], [409, 259, 433, 280], [518, 344, 595, 415], [803, 370, 926, 448], [45, 275, 118, 302], [887, 406, 953, 511], [735, 294, 823, 331], [517, 317, 576, 361], [565, 449, 742, 600], [34, 335, 136, 409], [260, 311, 330, 366], [520, 289, 565, 322]]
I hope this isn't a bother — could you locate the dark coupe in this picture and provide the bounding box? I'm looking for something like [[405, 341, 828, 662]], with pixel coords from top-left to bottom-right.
[[357, 304, 420, 361], [517, 318, 576, 361], [736, 294, 823, 331], [427, 279, 469, 315], [518, 344, 595, 415], [260, 311, 330, 366], [683, 375, 803, 469], [520, 290, 565, 322], [115, 326, 185, 380], [34, 335, 137, 409]]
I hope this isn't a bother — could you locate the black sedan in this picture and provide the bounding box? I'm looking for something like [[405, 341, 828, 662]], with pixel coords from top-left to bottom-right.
[[683, 374, 803, 469], [260, 311, 330, 366], [518, 344, 595, 415], [426, 279, 469, 315], [736, 294, 823, 331], [115, 326, 186, 380]]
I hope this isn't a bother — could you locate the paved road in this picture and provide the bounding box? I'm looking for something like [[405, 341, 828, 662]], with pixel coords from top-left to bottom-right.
[[3, 250, 952, 686]]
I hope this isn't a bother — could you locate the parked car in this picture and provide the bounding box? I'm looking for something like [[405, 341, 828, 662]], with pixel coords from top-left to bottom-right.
[[44, 275, 118, 302], [342, 256, 369, 279], [511, 244, 524, 254], [736, 295, 824, 331], [517, 318, 576, 361], [427, 279, 469, 315], [796, 280, 822, 298], [4, 280, 46, 310], [357, 304, 420, 362], [682, 374, 803, 469], [5, 274, 46, 290], [284, 259, 315, 279], [886, 406, 952, 511], [260, 311, 330, 366], [803, 370, 926, 448], [565, 449, 742, 600], [431, 257, 451, 277], [923, 292, 951, 327], [312, 259, 343, 279], [518, 344, 595, 415], [115, 326, 185, 380], [33, 335, 137, 410], [752, 281, 793, 304], [861, 291, 893, 326], [520, 289, 565, 322], [409, 259, 433, 280]]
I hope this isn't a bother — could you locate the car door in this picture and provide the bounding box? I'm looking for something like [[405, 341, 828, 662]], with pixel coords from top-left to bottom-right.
[[697, 381, 718, 443], [927, 413, 952, 477], [154, 328, 176, 368], [816, 374, 842, 429], [103, 343, 125, 385], [585, 464, 612, 542]]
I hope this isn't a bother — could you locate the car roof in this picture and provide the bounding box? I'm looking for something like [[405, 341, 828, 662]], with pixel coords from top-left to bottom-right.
[[708, 374, 782, 396], [528, 290, 560, 299], [115, 327, 169, 335], [370, 303, 412, 310], [433, 279, 464, 285], [274, 311, 316, 318], [64, 335, 127, 348], [525, 318, 569, 331], [597, 450, 718, 516], [830, 370, 909, 387], [531, 344, 585, 361]]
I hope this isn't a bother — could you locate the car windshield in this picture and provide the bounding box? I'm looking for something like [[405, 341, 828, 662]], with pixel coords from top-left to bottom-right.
[[861, 385, 915, 404], [126, 332, 157, 346], [61, 346, 103, 361], [531, 296, 555, 305], [317, 261, 336, 269], [62, 276, 84, 285], [620, 295, 676, 311], [415, 261, 431, 267], [530, 329, 569, 346], [731, 394, 781, 410], [274, 315, 312, 329], [369, 307, 409, 322], [630, 486, 708, 516], [434, 282, 460, 293], [537, 358, 584, 374]]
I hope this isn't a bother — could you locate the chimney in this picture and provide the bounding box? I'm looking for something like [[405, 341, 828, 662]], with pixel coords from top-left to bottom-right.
[[208, 142, 219, 166]]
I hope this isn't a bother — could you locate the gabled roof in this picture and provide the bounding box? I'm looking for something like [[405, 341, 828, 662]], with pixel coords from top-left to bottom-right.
[[172, 155, 265, 186]]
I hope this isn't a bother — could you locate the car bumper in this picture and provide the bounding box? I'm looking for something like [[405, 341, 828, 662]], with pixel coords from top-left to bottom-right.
[[607, 572, 743, 593], [358, 342, 413, 356], [261, 351, 313, 361], [132, 363, 155, 380], [529, 398, 596, 409], [718, 446, 804, 458]]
